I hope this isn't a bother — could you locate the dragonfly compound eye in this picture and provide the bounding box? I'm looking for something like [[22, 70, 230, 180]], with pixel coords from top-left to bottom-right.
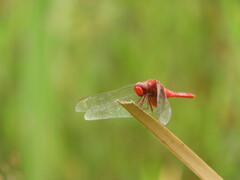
[[134, 86, 144, 96]]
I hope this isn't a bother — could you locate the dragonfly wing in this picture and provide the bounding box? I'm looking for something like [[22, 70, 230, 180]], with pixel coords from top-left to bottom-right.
[[84, 100, 131, 120], [75, 84, 139, 120], [157, 83, 172, 125]]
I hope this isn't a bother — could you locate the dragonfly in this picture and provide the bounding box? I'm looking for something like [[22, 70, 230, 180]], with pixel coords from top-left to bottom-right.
[[75, 79, 195, 125]]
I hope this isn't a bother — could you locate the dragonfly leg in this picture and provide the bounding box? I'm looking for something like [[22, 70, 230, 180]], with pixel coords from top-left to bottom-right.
[[144, 98, 153, 112], [143, 101, 149, 110], [149, 100, 153, 112], [139, 95, 146, 108], [137, 97, 142, 104]]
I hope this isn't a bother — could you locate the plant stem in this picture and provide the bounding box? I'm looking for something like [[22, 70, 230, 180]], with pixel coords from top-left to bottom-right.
[[118, 100, 223, 180]]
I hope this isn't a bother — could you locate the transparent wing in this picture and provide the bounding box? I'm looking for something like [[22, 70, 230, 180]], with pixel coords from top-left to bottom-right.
[[75, 84, 139, 120], [157, 83, 172, 125]]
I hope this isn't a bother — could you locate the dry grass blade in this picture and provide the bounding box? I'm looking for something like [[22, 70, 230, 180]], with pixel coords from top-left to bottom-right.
[[118, 100, 223, 180]]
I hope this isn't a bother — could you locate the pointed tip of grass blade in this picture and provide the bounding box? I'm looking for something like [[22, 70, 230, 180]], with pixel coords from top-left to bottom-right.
[[116, 99, 131, 103]]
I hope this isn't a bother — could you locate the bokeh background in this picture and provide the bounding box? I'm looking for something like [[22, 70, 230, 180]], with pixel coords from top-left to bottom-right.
[[1, 0, 240, 179]]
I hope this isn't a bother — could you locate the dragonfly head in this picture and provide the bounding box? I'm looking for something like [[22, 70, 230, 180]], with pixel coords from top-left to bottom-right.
[[134, 82, 147, 97]]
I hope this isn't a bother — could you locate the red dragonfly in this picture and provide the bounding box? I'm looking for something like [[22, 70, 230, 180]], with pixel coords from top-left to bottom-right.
[[75, 80, 195, 125]]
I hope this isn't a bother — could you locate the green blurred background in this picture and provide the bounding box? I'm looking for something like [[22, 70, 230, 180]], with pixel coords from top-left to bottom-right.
[[1, 0, 240, 179]]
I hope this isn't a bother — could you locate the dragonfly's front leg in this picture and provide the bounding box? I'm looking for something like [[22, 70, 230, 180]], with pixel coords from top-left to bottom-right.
[[136, 97, 142, 104], [137, 95, 146, 108]]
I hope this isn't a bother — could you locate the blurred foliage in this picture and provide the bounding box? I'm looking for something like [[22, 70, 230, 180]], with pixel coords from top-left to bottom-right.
[[0, 0, 240, 179]]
